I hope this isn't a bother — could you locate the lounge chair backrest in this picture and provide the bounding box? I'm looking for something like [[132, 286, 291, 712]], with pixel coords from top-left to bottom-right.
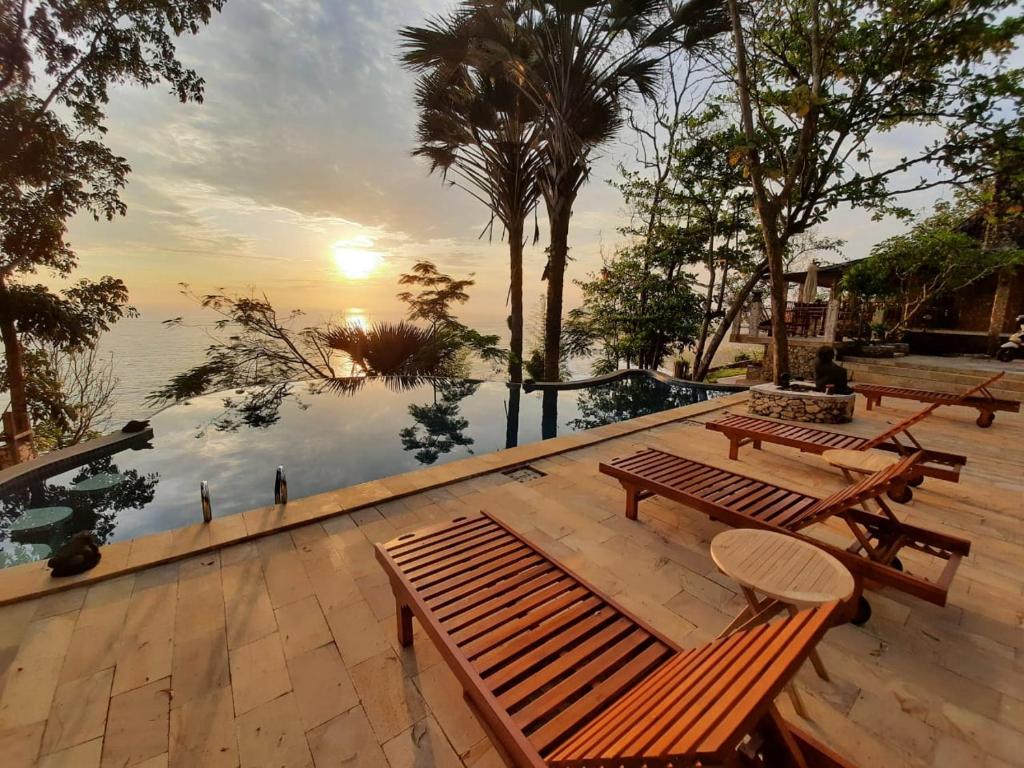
[[861, 403, 941, 449], [795, 451, 923, 527], [953, 371, 1005, 402], [546, 604, 837, 766]]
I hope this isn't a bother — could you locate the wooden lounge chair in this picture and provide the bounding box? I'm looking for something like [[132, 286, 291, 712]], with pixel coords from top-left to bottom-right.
[[600, 450, 969, 617], [852, 371, 1019, 427], [376, 512, 856, 768], [705, 402, 966, 501]]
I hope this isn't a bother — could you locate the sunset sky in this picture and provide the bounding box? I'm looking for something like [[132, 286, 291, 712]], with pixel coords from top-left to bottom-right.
[[62, 0, 944, 330]]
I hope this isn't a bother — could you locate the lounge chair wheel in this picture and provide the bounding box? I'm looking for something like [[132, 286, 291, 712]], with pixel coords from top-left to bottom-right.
[[976, 411, 995, 428], [852, 596, 872, 626], [908, 474, 924, 487], [887, 485, 913, 503], [891, 556, 903, 572]]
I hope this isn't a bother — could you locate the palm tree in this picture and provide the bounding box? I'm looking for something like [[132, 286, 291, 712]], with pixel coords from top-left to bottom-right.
[[401, 7, 543, 383], [477, 1, 683, 380]]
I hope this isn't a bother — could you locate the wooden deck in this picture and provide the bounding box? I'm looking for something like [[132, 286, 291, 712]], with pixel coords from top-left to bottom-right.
[[0, 394, 1021, 767]]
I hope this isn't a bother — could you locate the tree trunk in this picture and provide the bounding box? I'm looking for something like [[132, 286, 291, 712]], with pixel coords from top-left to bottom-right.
[[763, 230, 790, 382], [987, 266, 1014, 357], [543, 200, 572, 381], [508, 220, 525, 383], [0, 275, 32, 445], [695, 259, 769, 380]]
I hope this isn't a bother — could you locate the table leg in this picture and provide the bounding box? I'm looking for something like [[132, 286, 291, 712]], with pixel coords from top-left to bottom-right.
[[787, 605, 830, 682]]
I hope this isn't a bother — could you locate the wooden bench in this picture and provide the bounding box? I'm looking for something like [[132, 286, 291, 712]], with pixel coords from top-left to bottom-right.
[[376, 512, 856, 768], [852, 371, 1019, 427], [705, 402, 966, 499], [600, 450, 969, 618]]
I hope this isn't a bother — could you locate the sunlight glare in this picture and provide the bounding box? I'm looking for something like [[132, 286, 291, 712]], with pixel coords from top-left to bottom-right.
[[345, 308, 369, 330], [332, 237, 382, 279]]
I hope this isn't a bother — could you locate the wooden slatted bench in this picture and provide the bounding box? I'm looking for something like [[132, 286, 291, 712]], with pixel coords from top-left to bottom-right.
[[706, 402, 966, 496], [600, 449, 969, 617], [376, 512, 857, 768], [852, 371, 1019, 427]]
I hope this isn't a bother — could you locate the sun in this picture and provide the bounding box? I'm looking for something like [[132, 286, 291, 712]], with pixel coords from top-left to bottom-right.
[[332, 238, 382, 280]]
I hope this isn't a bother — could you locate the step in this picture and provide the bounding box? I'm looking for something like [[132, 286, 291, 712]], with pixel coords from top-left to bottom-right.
[[843, 363, 1024, 393], [843, 355, 1024, 382], [845, 367, 1024, 401]]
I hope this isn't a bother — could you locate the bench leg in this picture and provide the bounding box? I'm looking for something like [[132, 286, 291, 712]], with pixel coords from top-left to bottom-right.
[[729, 437, 740, 461], [624, 485, 640, 521], [397, 602, 414, 647]]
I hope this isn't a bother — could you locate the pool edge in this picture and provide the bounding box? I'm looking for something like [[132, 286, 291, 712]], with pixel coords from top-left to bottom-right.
[[0, 390, 750, 605]]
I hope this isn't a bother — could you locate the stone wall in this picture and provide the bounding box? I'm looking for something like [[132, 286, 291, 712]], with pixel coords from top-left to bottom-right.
[[749, 384, 855, 424], [763, 342, 827, 380]]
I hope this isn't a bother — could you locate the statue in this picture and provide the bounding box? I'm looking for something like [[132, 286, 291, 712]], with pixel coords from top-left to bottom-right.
[[47, 532, 102, 577], [814, 346, 851, 394]]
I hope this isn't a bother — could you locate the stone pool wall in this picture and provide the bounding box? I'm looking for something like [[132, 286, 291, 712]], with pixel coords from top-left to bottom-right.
[[749, 384, 855, 423]]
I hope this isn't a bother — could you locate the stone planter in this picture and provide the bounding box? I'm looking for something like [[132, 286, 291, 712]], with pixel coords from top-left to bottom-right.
[[748, 383, 855, 424]]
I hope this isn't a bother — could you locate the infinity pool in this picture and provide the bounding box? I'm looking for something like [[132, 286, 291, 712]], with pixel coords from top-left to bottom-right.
[[0, 375, 735, 566]]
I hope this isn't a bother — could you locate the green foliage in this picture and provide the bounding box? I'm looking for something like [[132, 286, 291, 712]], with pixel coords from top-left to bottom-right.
[[843, 195, 1024, 336], [566, 249, 703, 373], [566, 107, 760, 375], [399, 379, 479, 465], [1, 0, 225, 446]]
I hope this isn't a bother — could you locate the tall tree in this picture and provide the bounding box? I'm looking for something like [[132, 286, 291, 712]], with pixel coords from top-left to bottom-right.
[[684, 0, 1023, 381], [0, 0, 225, 453], [401, 7, 543, 382], [510, 1, 683, 380]]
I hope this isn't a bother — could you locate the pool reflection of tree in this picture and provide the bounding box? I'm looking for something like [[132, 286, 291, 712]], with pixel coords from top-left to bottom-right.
[[400, 379, 480, 465], [0, 455, 160, 554], [568, 377, 710, 431]]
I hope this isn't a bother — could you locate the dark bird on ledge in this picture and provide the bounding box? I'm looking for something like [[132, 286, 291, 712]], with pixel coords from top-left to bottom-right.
[[47, 532, 102, 577], [121, 419, 151, 434]]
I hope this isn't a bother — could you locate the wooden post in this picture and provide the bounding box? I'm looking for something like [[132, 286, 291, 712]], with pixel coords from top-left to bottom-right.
[[2, 412, 17, 466], [824, 299, 840, 341], [986, 267, 1014, 357]]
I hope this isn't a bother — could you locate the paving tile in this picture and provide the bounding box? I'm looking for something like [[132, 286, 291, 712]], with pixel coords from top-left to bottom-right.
[[305, 706, 387, 768], [222, 561, 277, 650], [37, 736, 102, 768], [170, 628, 231, 706], [263, 551, 314, 608], [173, 569, 225, 645], [168, 686, 237, 768], [112, 582, 176, 695], [324, 598, 390, 668], [382, 716, 463, 768], [41, 667, 114, 755], [412, 660, 485, 756], [0, 720, 45, 768], [57, 601, 127, 684], [228, 632, 292, 716], [349, 649, 427, 742], [287, 642, 357, 731], [102, 677, 171, 768], [275, 595, 331, 659], [0, 613, 77, 730], [234, 692, 312, 768]]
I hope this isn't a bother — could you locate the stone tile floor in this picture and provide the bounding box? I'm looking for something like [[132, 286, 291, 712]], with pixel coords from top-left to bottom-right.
[[0, 394, 1021, 767]]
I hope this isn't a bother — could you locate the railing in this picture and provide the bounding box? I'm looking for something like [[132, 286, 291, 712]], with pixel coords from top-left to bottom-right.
[[733, 299, 840, 342], [1, 408, 34, 469]]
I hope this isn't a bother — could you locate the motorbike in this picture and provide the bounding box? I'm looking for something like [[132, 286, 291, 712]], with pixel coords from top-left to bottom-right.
[[997, 315, 1024, 362]]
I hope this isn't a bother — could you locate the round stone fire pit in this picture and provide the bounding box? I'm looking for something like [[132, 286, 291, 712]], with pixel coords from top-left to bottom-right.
[[748, 383, 855, 424]]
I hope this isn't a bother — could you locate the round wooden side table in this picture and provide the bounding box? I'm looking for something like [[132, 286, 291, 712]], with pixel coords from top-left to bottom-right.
[[822, 448, 915, 502], [710, 528, 855, 718]]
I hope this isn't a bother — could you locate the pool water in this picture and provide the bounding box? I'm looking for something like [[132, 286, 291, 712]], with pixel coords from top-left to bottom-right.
[[0, 375, 732, 566]]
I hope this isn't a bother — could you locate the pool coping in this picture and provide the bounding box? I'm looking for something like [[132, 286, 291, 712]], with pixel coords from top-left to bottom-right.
[[0, 390, 749, 605]]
